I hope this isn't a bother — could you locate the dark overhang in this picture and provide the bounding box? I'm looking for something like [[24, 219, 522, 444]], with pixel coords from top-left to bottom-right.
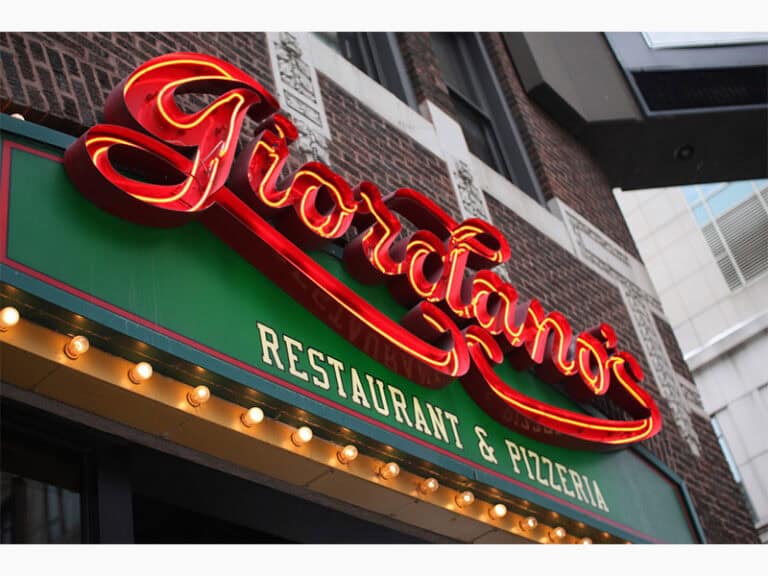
[[504, 32, 768, 190]]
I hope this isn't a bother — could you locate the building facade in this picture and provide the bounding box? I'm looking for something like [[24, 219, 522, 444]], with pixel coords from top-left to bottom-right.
[[616, 179, 768, 542], [0, 32, 759, 543]]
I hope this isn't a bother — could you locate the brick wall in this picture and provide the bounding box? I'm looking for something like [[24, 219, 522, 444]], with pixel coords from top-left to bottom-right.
[[655, 314, 696, 381], [319, 73, 461, 221], [0, 31, 758, 543], [485, 194, 758, 543], [0, 32, 273, 136], [480, 32, 641, 260]]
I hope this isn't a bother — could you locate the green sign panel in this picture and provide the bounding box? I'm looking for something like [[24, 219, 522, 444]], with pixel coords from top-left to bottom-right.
[[0, 117, 701, 543]]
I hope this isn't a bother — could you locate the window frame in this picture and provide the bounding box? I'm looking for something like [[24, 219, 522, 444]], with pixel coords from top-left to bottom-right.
[[336, 32, 418, 110], [686, 180, 768, 290], [431, 32, 544, 204]]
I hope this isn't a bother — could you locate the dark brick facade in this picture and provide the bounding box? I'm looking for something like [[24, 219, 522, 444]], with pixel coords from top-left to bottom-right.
[[0, 32, 273, 136], [0, 31, 758, 543], [320, 73, 461, 221], [479, 32, 641, 260], [485, 195, 757, 543], [655, 313, 696, 381]]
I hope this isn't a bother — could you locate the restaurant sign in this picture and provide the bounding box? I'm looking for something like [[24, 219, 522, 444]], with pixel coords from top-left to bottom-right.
[[0, 53, 699, 542]]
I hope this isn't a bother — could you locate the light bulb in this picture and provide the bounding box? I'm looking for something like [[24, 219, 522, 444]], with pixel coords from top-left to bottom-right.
[[489, 503, 507, 520], [240, 407, 264, 427], [520, 516, 538, 531], [0, 306, 20, 331], [64, 335, 89, 359], [187, 385, 210, 407], [580, 537, 593, 545], [455, 491, 474, 508], [291, 426, 313, 446], [337, 444, 358, 464], [10, 113, 25, 121], [549, 526, 567, 542], [128, 361, 153, 384], [419, 477, 439, 495], [378, 462, 400, 480]]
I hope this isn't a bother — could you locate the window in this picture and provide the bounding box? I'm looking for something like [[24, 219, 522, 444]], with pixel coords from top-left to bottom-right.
[[1, 423, 83, 543], [430, 33, 541, 202], [683, 179, 768, 290], [323, 32, 416, 109]]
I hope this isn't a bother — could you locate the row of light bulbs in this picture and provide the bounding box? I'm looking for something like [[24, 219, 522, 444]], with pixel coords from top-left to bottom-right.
[[2, 306, 595, 544]]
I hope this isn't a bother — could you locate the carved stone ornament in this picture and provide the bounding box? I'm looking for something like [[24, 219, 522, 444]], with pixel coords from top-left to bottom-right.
[[557, 201, 702, 456], [451, 159, 510, 282], [267, 32, 330, 162]]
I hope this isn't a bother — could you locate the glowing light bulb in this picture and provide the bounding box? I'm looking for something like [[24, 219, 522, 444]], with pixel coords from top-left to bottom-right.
[[549, 526, 567, 542], [128, 361, 153, 384], [0, 307, 20, 331], [337, 445, 358, 465], [187, 385, 210, 407], [378, 462, 400, 480], [419, 477, 439, 495], [489, 503, 508, 520], [455, 491, 475, 508], [520, 516, 538, 531], [64, 335, 89, 359], [240, 407, 264, 427], [580, 537, 593, 545], [10, 113, 25, 121], [291, 426, 313, 446]]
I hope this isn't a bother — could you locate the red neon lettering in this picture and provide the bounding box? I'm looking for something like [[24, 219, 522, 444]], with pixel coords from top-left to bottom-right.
[[63, 52, 662, 449]]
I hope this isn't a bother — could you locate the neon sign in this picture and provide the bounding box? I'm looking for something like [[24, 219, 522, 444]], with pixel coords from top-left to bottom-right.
[[63, 52, 661, 450]]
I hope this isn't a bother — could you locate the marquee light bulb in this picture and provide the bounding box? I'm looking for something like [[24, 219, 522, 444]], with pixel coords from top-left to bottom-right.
[[378, 462, 400, 480], [520, 516, 538, 531], [64, 335, 90, 359], [128, 361, 153, 384], [337, 444, 358, 465], [489, 503, 508, 520], [580, 537, 593, 545], [240, 407, 264, 427], [549, 526, 567, 542], [187, 385, 210, 407], [0, 306, 20, 331], [455, 491, 475, 508], [291, 426, 313, 446], [419, 477, 439, 495]]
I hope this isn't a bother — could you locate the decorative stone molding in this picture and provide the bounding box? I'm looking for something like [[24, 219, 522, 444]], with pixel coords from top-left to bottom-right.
[[553, 199, 701, 456], [677, 375, 709, 419], [267, 32, 330, 163], [452, 160, 491, 220]]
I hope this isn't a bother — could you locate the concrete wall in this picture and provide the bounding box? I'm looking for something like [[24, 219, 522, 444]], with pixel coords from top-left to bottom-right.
[[617, 185, 768, 541]]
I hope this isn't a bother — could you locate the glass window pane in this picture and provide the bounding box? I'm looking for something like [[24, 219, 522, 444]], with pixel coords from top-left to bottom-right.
[[753, 179, 768, 193], [692, 204, 710, 226], [431, 33, 481, 106], [697, 183, 725, 198], [707, 181, 756, 217], [683, 186, 700, 205], [451, 93, 505, 177], [1, 420, 82, 544], [1, 472, 81, 543], [336, 33, 413, 107]]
